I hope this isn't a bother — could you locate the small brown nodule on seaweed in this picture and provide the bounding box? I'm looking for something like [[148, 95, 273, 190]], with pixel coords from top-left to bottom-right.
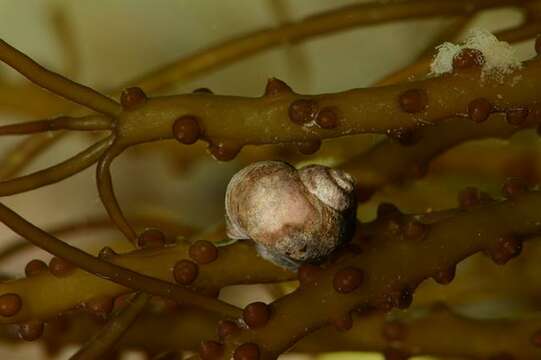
[[333, 267, 364, 293], [243, 302, 270, 329], [173, 115, 202, 145], [121, 87, 147, 110], [173, 259, 199, 285], [0, 293, 22, 317], [189, 240, 218, 264], [468, 98, 492, 123], [234, 343, 260, 360], [398, 89, 427, 113]]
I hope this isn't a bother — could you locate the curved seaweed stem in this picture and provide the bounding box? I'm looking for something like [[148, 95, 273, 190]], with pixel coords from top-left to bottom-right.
[[0, 213, 195, 264], [112, 56, 541, 149], [0, 240, 290, 324], [0, 115, 112, 135], [69, 292, 150, 360], [0, 136, 113, 196], [29, 303, 541, 359], [340, 113, 541, 194], [0, 132, 66, 180], [338, 22, 541, 196], [127, 0, 527, 92], [299, 304, 541, 358], [221, 190, 541, 358], [0, 202, 240, 318], [96, 144, 137, 243], [50, 4, 80, 80], [0, 39, 120, 116], [0, 1, 533, 183]]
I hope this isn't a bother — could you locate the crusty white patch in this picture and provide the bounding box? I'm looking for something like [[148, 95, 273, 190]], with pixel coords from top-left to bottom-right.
[[430, 28, 522, 81]]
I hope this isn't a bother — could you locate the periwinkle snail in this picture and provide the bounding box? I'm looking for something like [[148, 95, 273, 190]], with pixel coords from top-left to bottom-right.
[[225, 161, 358, 270]]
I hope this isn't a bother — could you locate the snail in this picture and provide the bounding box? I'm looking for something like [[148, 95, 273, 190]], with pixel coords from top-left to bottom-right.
[[225, 161, 358, 270]]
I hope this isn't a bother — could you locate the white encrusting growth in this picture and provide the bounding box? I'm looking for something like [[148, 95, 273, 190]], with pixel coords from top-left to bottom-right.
[[430, 29, 522, 80]]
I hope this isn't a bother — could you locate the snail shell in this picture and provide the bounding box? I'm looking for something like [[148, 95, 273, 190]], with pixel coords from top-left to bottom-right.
[[225, 161, 357, 270]]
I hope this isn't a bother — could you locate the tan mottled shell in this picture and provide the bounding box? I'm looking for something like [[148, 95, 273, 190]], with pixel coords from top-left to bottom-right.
[[225, 161, 357, 270]]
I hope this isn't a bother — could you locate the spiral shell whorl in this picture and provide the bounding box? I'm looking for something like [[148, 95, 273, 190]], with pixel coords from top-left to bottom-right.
[[298, 165, 356, 212]]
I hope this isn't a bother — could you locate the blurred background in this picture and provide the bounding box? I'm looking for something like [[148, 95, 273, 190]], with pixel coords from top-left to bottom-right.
[[0, 0, 537, 359]]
